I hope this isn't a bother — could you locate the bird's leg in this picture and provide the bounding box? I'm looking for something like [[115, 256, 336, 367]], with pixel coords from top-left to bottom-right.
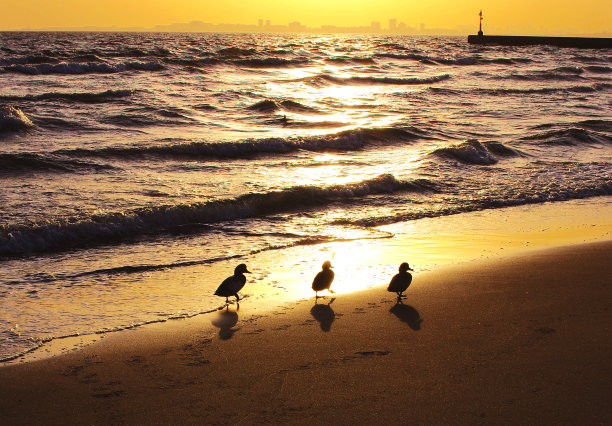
[[225, 296, 229, 303], [235, 293, 240, 302]]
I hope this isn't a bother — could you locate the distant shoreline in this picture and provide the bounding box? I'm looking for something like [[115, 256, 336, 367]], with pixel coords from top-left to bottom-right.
[[2, 28, 611, 37]]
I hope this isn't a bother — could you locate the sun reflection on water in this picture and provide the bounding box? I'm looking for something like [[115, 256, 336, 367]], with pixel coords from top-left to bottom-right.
[[261, 64, 408, 137]]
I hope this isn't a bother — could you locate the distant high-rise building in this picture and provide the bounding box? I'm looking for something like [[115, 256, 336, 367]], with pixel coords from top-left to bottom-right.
[[258, 19, 263, 27], [389, 18, 397, 32], [265, 20, 271, 27], [288, 21, 305, 31]]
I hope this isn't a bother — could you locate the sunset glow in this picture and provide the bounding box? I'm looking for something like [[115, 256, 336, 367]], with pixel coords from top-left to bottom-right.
[[3, 0, 611, 35]]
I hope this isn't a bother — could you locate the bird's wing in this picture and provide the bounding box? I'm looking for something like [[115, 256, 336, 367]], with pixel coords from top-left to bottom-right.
[[224, 276, 245, 293]]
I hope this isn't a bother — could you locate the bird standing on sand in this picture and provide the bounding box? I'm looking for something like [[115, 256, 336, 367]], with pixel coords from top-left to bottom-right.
[[214, 264, 251, 303], [312, 261, 335, 298], [387, 262, 413, 299]]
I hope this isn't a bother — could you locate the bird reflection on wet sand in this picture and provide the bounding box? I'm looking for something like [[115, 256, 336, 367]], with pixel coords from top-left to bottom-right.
[[211, 306, 240, 340], [310, 297, 336, 332], [389, 301, 422, 331]]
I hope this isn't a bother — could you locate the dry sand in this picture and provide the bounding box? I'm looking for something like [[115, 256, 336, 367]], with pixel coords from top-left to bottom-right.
[[1, 238, 610, 424]]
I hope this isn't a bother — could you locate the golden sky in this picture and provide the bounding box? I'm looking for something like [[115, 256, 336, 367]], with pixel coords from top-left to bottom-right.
[[2, 0, 611, 34]]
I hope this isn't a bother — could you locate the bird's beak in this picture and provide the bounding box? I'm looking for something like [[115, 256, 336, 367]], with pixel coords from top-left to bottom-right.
[[245, 269, 251, 273]]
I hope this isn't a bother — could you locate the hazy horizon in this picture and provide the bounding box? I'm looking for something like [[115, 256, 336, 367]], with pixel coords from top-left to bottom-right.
[[4, 20, 612, 37], [2, 0, 611, 36]]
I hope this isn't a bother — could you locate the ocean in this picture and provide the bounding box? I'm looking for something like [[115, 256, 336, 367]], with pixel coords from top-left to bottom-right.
[[1, 32, 611, 361]]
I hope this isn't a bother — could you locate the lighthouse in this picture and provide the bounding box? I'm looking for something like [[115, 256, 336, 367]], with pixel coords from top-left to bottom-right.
[[478, 10, 484, 36]]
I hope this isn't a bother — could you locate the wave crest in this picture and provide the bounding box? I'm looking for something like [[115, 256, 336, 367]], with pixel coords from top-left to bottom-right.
[[0, 106, 34, 133], [431, 140, 523, 165], [217, 47, 257, 57], [303, 73, 451, 87], [520, 128, 612, 146], [246, 99, 320, 114], [4, 61, 164, 75], [232, 57, 309, 68], [0, 175, 439, 257], [0, 89, 131, 103], [376, 53, 532, 66], [58, 126, 430, 159]]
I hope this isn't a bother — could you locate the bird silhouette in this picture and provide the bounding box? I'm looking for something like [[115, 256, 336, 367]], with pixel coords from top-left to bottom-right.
[[387, 262, 413, 299], [312, 260, 335, 298], [214, 264, 251, 303]]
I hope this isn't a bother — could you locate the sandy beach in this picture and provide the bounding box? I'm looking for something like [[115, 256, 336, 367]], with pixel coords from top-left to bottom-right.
[[1, 198, 611, 425]]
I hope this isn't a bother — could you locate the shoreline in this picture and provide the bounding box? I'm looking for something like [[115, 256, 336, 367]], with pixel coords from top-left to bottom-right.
[[0, 239, 610, 423], [2, 196, 612, 365], [0, 197, 611, 423]]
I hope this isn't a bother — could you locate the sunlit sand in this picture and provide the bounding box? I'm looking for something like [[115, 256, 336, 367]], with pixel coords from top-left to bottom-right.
[[1, 200, 610, 423]]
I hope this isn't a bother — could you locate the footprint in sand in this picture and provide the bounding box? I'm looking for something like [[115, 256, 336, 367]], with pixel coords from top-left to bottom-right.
[[91, 381, 124, 398]]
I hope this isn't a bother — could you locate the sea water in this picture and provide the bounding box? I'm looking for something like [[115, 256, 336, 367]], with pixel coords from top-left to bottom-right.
[[1, 32, 611, 361]]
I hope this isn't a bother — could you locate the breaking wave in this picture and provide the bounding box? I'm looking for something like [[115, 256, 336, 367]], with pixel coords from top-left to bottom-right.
[[520, 128, 612, 146], [4, 61, 164, 75], [98, 107, 195, 127], [0, 89, 132, 103], [57, 126, 431, 159], [232, 57, 310, 68], [430, 140, 524, 165], [246, 99, 320, 114], [303, 73, 451, 86], [0, 106, 34, 133], [0, 174, 439, 257], [337, 180, 612, 228]]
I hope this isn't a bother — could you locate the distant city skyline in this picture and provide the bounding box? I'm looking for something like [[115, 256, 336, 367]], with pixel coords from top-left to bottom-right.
[[6, 19, 611, 37], [2, 1, 611, 36], [18, 19, 476, 36]]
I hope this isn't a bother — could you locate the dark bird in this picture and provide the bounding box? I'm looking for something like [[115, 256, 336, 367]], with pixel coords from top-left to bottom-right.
[[312, 260, 335, 298], [387, 262, 413, 299], [214, 263, 251, 303]]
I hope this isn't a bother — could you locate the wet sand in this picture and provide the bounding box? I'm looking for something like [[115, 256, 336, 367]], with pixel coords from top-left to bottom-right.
[[1, 237, 610, 424]]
